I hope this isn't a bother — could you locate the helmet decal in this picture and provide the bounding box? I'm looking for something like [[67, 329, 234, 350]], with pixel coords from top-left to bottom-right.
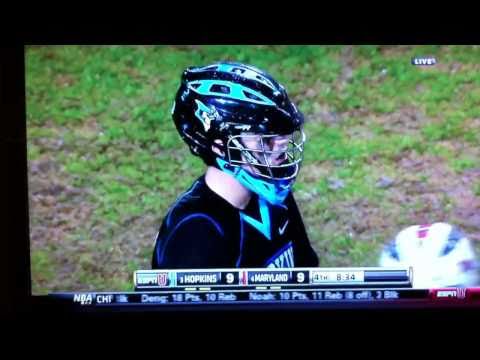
[[194, 99, 216, 132]]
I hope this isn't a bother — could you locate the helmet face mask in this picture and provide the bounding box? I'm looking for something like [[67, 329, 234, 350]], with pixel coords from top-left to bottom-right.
[[226, 129, 305, 182]]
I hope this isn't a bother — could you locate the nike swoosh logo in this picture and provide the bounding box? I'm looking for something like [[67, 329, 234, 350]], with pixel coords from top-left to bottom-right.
[[279, 220, 289, 235]]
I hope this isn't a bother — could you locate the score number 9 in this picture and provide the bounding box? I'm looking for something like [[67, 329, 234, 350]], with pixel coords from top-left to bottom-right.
[[226, 273, 235, 284], [296, 272, 305, 283]]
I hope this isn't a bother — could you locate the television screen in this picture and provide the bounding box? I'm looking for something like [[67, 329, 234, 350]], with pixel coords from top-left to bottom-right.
[[24, 45, 480, 310]]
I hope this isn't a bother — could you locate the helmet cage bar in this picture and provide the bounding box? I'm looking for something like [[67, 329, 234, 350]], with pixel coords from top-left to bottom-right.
[[225, 129, 306, 181], [259, 135, 273, 178]]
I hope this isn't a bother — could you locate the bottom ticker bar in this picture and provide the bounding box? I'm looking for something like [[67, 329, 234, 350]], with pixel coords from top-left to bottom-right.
[[47, 288, 480, 309]]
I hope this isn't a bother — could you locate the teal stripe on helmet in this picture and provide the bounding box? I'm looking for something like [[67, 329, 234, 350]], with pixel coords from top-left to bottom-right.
[[215, 63, 278, 91], [188, 80, 276, 106]]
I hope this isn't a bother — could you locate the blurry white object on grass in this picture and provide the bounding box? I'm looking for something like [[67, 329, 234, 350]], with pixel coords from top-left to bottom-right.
[[379, 222, 479, 288]]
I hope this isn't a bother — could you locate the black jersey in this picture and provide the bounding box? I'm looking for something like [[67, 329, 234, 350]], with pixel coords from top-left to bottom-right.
[[152, 175, 318, 269]]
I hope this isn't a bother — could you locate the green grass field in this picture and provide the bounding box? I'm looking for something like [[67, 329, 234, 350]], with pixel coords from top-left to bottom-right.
[[26, 45, 480, 294]]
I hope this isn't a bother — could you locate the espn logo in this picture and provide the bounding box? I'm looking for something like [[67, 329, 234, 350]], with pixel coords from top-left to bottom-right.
[[136, 273, 158, 286], [411, 57, 437, 66], [135, 271, 170, 287], [435, 288, 467, 299]]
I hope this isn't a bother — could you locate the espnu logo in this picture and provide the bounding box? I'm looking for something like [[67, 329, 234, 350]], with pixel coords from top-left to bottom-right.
[[434, 288, 467, 299], [157, 273, 168, 286], [411, 56, 437, 66], [136, 272, 168, 286]]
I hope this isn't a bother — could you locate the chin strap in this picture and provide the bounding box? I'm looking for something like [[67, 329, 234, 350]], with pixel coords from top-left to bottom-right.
[[216, 158, 291, 206]]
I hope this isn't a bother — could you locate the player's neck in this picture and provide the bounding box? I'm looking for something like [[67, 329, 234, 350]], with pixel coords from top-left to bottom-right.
[[205, 166, 252, 210]]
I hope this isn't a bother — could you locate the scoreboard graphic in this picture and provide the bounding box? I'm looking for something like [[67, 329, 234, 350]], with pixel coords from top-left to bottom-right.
[[133, 267, 413, 290]]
